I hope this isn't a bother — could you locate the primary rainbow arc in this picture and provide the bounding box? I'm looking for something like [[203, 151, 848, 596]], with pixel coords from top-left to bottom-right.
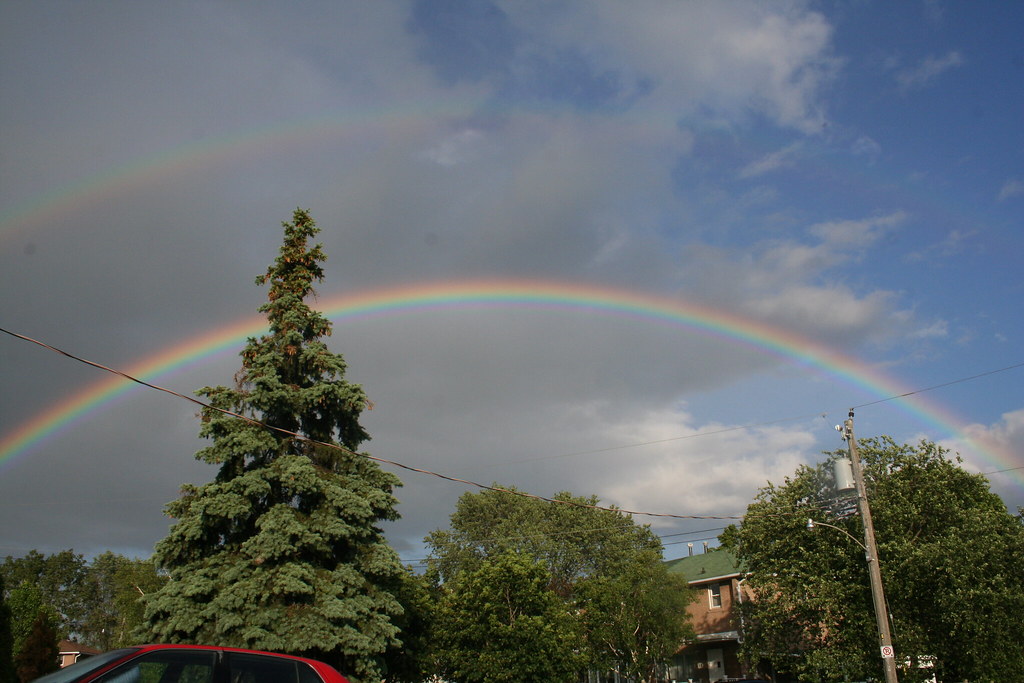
[[1, 278, 1018, 488]]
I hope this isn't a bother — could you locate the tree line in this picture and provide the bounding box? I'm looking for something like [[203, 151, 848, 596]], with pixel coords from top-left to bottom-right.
[[3, 209, 1022, 682], [0, 551, 165, 682]]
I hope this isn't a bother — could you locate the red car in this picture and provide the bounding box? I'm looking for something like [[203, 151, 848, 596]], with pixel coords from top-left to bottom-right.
[[33, 643, 350, 683]]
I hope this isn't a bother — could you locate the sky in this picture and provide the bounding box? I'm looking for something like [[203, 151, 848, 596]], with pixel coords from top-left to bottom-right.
[[1, 0, 1023, 567]]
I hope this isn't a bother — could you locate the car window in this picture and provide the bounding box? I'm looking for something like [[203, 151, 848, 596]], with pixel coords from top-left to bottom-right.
[[297, 663, 324, 683], [93, 650, 216, 683], [297, 662, 325, 683], [32, 649, 141, 683], [226, 652, 321, 683]]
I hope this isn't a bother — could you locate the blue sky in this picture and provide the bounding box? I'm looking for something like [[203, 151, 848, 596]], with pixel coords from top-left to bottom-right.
[[1, 1, 1022, 564]]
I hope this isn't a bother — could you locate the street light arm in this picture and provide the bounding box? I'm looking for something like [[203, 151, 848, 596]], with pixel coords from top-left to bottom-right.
[[806, 518, 869, 553]]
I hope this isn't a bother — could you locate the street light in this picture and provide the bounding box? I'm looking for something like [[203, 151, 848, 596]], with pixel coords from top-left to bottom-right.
[[806, 518, 867, 552]]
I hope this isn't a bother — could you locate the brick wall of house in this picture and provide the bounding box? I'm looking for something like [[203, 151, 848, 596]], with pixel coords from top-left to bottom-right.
[[686, 577, 740, 635]]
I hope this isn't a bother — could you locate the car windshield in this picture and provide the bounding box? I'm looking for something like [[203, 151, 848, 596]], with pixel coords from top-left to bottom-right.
[[32, 649, 140, 683]]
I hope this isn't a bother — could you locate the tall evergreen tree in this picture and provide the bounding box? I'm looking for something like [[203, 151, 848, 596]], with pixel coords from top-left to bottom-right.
[[144, 209, 406, 683]]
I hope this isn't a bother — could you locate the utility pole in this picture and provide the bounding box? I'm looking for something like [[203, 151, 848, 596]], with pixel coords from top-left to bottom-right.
[[843, 410, 899, 683]]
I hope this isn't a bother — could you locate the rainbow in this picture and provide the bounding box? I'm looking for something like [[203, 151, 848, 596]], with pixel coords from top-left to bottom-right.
[[0, 106, 674, 243], [2, 279, 1019, 487], [0, 115, 402, 240]]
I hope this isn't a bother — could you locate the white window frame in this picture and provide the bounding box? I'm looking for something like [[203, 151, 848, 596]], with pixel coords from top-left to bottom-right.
[[708, 582, 723, 608]]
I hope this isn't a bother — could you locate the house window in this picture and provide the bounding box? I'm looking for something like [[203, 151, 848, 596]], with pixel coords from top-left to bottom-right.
[[708, 582, 722, 608]]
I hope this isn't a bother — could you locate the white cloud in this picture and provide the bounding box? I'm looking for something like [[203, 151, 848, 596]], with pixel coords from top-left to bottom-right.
[[941, 410, 1024, 504], [751, 211, 905, 280], [910, 320, 949, 339], [923, 0, 946, 26], [422, 129, 488, 167], [851, 135, 882, 162], [962, 409, 1024, 457], [745, 286, 896, 339], [808, 211, 906, 249], [738, 142, 803, 178], [905, 228, 977, 262], [501, 1, 838, 133], [893, 50, 964, 91], [596, 405, 818, 516], [668, 210, 912, 346], [998, 178, 1024, 201]]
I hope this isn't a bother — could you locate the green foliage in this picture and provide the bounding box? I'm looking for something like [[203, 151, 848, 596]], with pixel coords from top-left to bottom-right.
[[0, 550, 89, 640], [576, 550, 694, 682], [726, 436, 1024, 682], [81, 553, 166, 650], [13, 612, 57, 683], [0, 576, 16, 683], [433, 552, 582, 683], [1, 550, 164, 653], [378, 568, 436, 683], [144, 209, 406, 683], [425, 487, 692, 677], [4, 584, 47, 659], [425, 487, 663, 593]]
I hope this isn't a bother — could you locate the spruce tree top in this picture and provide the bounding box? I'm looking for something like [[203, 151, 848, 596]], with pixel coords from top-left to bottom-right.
[[196, 209, 371, 470], [256, 208, 330, 347]]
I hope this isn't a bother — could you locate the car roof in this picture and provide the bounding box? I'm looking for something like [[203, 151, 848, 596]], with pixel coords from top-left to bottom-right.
[[119, 644, 348, 681], [132, 644, 317, 660]]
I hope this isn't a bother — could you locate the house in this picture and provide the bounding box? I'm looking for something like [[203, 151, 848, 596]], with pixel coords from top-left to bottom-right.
[[665, 546, 756, 683], [58, 640, 102, 668]]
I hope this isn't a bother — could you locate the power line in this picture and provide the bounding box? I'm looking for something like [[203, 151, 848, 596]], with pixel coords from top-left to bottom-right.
[[0, 327, 744, 521], [3, 326, 1021, 524], [658, 526, 729, 539], [477, 362, 1024, 464], [852, 360, 1024, 409], [661, 535, 724, 548], [398, 529, 727, 568]]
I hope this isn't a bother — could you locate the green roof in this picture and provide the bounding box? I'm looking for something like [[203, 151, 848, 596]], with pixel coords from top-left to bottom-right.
[[665, 548, 745, 583]]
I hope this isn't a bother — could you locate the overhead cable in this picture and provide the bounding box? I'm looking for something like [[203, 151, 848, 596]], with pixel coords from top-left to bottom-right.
[[0, 327, 743, 521]]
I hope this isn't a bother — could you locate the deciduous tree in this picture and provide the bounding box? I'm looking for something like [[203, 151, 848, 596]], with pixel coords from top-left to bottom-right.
[[576, 550, 693, 683], [144, 209, 406, 683], [378, 567, 435, 683], [724, 436, 1024, 682], [1, 550, 165, 651], [81, 553, 166, 650], [425, 487, 691, 676], [4, 585, 46, 660], [0, 550, 88, 640], [433, 552, 582, 683], [425, 487, 662, 592]]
